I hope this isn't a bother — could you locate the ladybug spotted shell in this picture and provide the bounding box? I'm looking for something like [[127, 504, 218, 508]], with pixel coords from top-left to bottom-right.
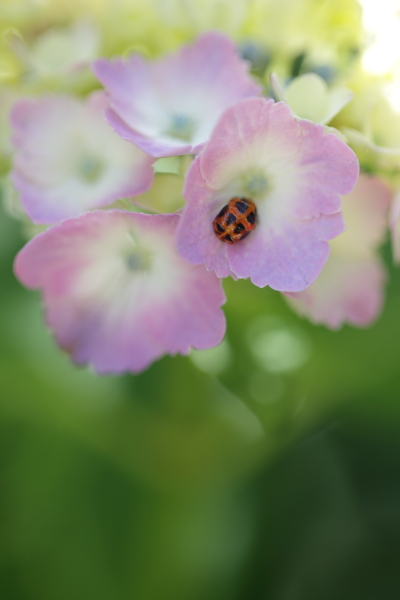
[[213, 197, 257, 244]]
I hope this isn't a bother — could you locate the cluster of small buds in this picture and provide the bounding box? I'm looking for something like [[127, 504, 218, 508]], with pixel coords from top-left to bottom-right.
[[11, 29, 396, 375]]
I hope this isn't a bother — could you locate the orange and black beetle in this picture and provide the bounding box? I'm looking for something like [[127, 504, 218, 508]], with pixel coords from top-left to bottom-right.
[[213, 197, 257, 244]]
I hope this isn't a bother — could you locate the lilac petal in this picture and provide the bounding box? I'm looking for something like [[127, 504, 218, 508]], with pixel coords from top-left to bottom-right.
[[198, 99, 300, 190], [333, 173, 392, 257], [293, 120, 360, 218], [10, 93, 154, 224], [286, 256, 387, 329], [227, 211, 345, 291], [391, 190, 400, 263], [286, 174, 391, 328], [198, 99, 358, 216], [177, 157, 236, 278], [93, 31, 261, 157], [14, 211, 226, 374], [104, 107, 193, 157]]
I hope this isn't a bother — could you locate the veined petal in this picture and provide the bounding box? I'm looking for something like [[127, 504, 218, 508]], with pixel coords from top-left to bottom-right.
[[14, 211, 226, 374], [227, 211, 345, 291], [93, 31, 261, 157], [286, 174, 391, 328], [285, 256, 387, 329], [331, 173, 392, 258], [10, 93, 154, 224]]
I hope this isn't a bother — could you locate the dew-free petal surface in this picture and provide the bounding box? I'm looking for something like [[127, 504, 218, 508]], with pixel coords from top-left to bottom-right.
[[93, 31, 261, 157], [10, 93, 154, 224], [14, 211, 226, 373]]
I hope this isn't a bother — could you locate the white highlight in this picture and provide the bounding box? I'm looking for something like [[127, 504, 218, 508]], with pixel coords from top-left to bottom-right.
[[360, 0, 400, 76]]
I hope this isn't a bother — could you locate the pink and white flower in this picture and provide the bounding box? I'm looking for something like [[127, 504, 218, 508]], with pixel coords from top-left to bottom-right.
[[176, 98, 359, 291], [14, 211, 226, 374], [93, 31, 261, 158], [286, 174, 392, 328], [10, 93, 154, 224]]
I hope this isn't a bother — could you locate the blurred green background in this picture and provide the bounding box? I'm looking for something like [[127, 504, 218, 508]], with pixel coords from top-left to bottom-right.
[[2, 191, 400, 600]]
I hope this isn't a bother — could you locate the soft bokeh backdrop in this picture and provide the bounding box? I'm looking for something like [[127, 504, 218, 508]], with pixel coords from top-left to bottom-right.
[[2, 195, 400, 599]]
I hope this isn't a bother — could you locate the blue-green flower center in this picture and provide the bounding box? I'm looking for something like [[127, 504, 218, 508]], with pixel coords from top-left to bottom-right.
[[242, 172, 269, 197], [124, 234, 153, 272], [78, 156, 104, 183], [165, 114, 196, 142]]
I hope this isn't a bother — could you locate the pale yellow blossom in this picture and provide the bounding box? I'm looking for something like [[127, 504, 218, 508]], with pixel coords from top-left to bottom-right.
[[271, 72, 353, 125], [334, 68, 400, 173]]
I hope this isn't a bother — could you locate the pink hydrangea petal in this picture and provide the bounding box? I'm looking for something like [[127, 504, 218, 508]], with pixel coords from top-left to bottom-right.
[[93, 31, 261, 157], [104, 107, 193, 157], [93, 54, 167, 136], [292, 119, 360, 218], [177, 157, 236, 278], [286, 256, 386, 329], [177, 97, 358, 291], [198, 99, 358, 216], [227, 211, 345, 291], [331, 173, 392, 257], [198, 99, 299, 191], [14, 211, 226, 374], [285, 174, 391, 328], [10, 93, 154, 224], [390, 190, 400, 263]]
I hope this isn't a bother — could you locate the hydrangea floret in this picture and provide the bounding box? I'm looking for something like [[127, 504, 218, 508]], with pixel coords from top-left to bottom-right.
[[270, 72, 354, 125], [286, 174, 392, 328], [337, 77, 400, 171], [7, 20, 100, 80], [176, 97, 359, 291], [14, 211, 226, 374], [10, 92, 154, 223], [93, 31, 262, 157]]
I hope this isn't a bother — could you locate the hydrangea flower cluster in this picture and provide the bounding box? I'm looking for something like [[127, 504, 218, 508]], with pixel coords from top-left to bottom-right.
[[8, 27, 398, 375]]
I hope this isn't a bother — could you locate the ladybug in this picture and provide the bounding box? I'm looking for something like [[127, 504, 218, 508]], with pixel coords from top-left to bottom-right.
[[213, 197, 257, 244]]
